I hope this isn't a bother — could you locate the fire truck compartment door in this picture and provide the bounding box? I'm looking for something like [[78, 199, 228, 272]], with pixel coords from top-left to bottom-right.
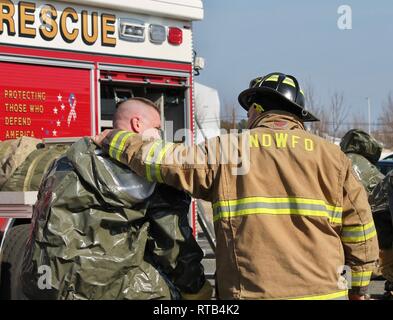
[[0, 61, 94, 140]]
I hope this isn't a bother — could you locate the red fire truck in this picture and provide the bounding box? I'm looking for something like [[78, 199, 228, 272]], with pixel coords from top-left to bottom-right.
[[0, 0, 204, 276]]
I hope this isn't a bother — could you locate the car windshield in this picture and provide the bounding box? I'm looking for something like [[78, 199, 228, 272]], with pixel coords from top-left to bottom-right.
[[377, 160, 393, 175]]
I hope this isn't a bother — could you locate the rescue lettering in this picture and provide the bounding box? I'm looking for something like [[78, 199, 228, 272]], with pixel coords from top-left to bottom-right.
[[18, 1, 36, 38], [0, 0, 116, 46], [60, 7, 79, 43], [81, 10, 98, 45], [39, 4, 57, 40], [249, 133, 314, 151]]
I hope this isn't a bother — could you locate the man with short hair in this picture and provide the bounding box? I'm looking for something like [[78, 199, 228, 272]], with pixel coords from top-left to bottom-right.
[[94, 73, 379, 300], [110, 98, 211, 299], [113, 97, 162, 139], [21, 97, 210, 300]]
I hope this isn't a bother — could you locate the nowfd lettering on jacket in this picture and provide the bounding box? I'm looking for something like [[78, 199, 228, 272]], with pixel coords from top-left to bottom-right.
[[249, 132, 314, 151]]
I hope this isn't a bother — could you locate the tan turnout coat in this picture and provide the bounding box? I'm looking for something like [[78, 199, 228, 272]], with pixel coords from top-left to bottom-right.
[[100, 111, 379, 300]]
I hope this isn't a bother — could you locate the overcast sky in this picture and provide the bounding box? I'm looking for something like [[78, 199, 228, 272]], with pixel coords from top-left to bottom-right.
[[193, 0, 393, 129]]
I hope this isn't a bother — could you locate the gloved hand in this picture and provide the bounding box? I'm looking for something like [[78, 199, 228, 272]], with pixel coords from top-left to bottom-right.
[[181, 280, 213, 300]]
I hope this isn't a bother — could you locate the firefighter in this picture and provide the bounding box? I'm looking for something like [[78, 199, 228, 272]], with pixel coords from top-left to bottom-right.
[[340, 129, 393, 299], [93, 72, 379, 300]]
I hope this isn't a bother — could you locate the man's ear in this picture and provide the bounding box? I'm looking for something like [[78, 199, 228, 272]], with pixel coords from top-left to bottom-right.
[[130, 117, 141, 133]]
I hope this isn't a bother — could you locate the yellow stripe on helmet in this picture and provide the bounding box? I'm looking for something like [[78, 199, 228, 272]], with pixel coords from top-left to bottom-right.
[[282, 77, 296, 88], [264, 74, 279, 82]]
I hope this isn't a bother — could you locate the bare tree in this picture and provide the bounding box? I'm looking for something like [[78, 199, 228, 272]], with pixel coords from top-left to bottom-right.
[[303, 82, 328, 137], [330, 91, 350, 140], [220, 102, 239, 131], [375, 93, 393, 148]]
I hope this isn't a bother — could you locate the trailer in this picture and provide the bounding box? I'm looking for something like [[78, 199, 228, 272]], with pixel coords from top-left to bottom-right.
[[0, 0, 204, 298]]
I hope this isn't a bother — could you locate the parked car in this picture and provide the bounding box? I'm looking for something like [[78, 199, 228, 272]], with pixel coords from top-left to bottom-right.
[[377, 159, 393, 175]]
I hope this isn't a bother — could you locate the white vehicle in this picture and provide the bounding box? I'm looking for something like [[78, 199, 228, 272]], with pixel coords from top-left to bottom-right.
[[194, 82, 221, 143]]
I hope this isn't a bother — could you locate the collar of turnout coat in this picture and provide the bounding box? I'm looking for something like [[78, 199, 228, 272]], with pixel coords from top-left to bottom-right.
[[249, 111, 306, 131]]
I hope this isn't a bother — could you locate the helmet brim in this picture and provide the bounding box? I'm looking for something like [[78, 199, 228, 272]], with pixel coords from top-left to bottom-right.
[[238, 87, 320, 122]]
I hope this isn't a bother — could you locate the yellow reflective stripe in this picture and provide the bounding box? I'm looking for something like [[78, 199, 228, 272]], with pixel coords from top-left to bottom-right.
[[213, 197, 342, 216], [352, 279, 371, 287], [213, 197, 342, 223], [291, 290, 348, 300], [265, 74, 279, 82], [341, 221, 376, 242], [109, 130, 127, 159], [115, 132, 134, 161], [329, 217, 342, 224], [326, 204, 342, 214], [342, 221, 374, 232], [213, 196, 340, 209], [214, 207, 338, 223], [154, 142, 174, 183], [352, 271, 373, 278], [300, 89, 305, 96], [282, 77, 296, 88], [145, 140, 162, 182], [341, 229, 377, 242], [351, 271, 372, 287]]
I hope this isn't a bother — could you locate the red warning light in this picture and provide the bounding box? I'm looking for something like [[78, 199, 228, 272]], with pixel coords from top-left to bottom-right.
[[168, 27, 183, 45]]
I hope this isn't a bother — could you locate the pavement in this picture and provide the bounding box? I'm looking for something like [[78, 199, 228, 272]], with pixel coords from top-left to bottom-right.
[[369, 279, 386, 299]]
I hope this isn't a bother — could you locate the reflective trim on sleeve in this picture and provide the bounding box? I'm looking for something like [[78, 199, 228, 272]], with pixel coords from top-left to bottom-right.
[[351, 270, 373, 287], [115, 132, 135, 161], [212, 196, 342, 223], [341, 221, 377, 243], [154, 142, 174, 183], [109, 130, 128, 159], [145, 140, 163, 182], [144, 140, 174, 183]]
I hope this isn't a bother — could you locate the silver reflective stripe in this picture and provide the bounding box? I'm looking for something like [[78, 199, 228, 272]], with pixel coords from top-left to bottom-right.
[[213, 197, 342, 223], [144, 140, 174, 183], [351, 271, 372, 287], [109, 131, 129, 159], [145, 140, 164, 182], [115, 132, 135, 161], [341, 222, 377, 243]]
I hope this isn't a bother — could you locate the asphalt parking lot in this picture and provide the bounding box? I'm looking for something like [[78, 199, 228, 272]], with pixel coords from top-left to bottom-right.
[[369, 280, 387, 299]]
